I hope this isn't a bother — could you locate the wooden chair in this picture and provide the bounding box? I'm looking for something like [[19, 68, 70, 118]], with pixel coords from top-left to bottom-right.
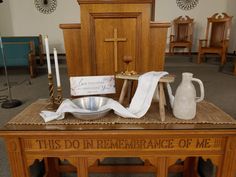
[[169, 16, 194, 55], [197, 13, 233, 65]]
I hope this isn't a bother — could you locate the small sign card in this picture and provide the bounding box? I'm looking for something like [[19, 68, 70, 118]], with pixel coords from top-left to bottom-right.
[[70, 75, 116, 96]]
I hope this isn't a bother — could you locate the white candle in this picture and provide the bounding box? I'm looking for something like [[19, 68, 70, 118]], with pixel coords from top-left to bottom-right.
[[44, 36, 52, 74], [53, 48, 61, 87]]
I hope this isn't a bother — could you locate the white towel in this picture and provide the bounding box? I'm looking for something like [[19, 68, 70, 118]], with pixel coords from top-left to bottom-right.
[[40, 71, 168, 122]]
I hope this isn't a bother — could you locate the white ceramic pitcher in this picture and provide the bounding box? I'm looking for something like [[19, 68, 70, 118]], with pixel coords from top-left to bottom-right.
[[173, 72, 204, 120]]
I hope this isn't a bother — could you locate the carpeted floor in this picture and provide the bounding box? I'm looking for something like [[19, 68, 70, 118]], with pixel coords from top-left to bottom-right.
[[0, 55, 235, 177]]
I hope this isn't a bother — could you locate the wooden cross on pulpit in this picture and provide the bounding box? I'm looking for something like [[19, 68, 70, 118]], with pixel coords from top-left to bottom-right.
[[104, 28, 127, 72]]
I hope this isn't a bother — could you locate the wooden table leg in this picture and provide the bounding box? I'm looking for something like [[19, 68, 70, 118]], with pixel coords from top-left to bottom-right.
[[6, 138, 30, 177], [43, 157, 60, 177], [77, 157, 89, 177], [221, 137, 236, 177], [156, 157, 168, 177], [146, 157, 168, 177], [183, 157, 199, 177]]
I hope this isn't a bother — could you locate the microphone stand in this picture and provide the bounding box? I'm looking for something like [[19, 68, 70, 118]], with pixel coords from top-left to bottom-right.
[[0, 36, 22, 108]]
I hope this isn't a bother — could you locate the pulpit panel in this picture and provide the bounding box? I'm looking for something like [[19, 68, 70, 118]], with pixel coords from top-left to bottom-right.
[[80, 3, 151, 75], [149, 23, 171, 71], [94, 17, 137, 75], [60, 0, 171, 78], [60, 24, 83, 76]]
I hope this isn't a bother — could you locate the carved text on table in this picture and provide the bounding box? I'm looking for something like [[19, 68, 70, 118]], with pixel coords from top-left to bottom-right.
[[23, 137, 225, 152]]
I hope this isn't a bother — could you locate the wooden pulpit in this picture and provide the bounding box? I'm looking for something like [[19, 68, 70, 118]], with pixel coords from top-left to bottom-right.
[[60, 0, 170, 77]]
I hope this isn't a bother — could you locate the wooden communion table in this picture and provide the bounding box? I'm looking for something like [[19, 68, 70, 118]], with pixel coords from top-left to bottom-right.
[[1, 99, 236, 177]]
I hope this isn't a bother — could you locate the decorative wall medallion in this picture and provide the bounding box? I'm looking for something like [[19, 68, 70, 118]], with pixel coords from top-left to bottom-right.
[[176, 0, 199, 11], [34, 0, 57, 14]]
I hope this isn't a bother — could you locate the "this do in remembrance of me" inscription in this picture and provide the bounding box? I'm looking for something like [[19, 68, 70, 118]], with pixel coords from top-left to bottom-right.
[[31, 138, 222, 151]]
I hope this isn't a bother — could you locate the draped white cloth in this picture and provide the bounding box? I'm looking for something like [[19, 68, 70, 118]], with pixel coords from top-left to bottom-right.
[[40, 71, 168, 122]]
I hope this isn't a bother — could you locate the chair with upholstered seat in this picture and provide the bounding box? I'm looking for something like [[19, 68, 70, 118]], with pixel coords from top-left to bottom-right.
[[169, 16, 194, 55], [197, 13, 233, 65]]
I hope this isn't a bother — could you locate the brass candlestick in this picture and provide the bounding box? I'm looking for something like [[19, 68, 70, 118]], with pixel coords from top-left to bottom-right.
[[47, 73, 56, 110], [55, 86, 62, 105]]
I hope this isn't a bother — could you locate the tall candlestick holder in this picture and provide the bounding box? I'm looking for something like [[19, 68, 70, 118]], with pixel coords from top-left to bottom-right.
[[47, 73, 57, 110]]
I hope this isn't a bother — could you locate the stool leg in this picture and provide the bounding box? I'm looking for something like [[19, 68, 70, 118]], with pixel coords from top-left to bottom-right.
[[163, 83, 172, 111], [159, 82, 165, 122], [119, 79, 128, 104], [127, 80, 133, 103]]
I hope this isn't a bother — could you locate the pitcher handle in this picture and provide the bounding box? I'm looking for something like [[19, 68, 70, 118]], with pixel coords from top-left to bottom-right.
[[192, 78, 204, 102]]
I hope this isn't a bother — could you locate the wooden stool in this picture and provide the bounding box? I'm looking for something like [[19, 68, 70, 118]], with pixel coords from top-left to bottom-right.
[[116, 73, 175, 121]]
